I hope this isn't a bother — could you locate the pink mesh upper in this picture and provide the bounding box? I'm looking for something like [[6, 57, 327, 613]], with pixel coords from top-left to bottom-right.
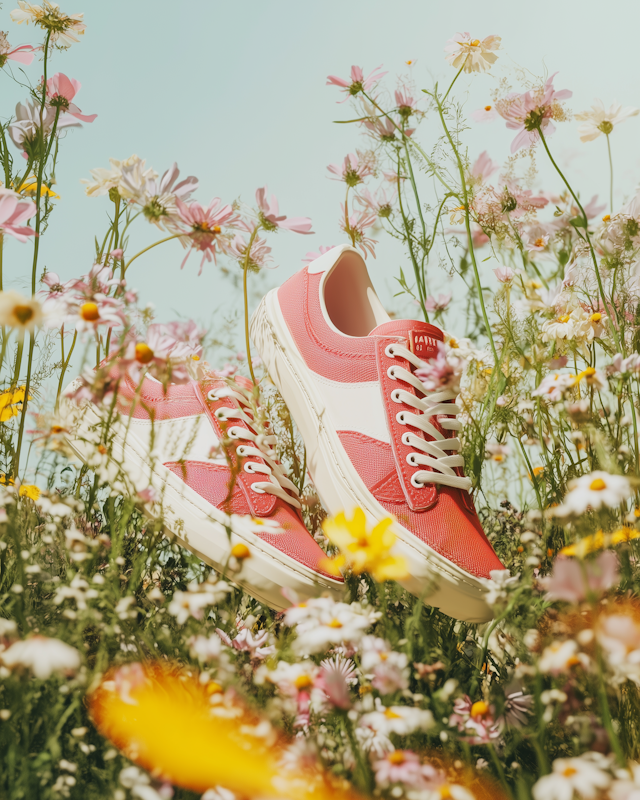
[[278, 269, 380, 382], [339, 432, 502, 580]]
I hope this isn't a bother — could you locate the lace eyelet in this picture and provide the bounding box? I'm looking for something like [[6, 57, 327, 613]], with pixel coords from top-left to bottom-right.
[[385, 344, 397, 359], [251, 484, 265, 494], [407, 453, 418, 467], [391, 389, 403, 404], [236, 445, 247, 457], [401, 432, 412, 446], [396, 411, 406, 425], [207, 389, 219, 402], [410, 474, 424, 488], [243, 462, 255, 474], [214, 407, 227, 420], [387, 366, 398, 381], [227, 426, 241, 439]]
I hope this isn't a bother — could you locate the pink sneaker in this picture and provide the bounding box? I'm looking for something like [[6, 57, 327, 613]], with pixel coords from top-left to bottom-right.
[[251, 244, 503, 622], [62, 370, 343, 610]]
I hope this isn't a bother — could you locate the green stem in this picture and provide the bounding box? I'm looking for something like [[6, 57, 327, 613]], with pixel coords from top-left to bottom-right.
[[487, 741, 515, 800], [122, 233, 182, 277], [606, 133, 613, 214], [344, 185, 355, 246], [434, 89, 498, 363], [360, 89, 455, 195], [442, 63, 466, 103], [242, 226, 260, 385], [13, 333, 34, 476], [536, 126, 622, 353], [56, 330, 77, 409], [596, 648, 625, 765], [396, 155, 428, 321]]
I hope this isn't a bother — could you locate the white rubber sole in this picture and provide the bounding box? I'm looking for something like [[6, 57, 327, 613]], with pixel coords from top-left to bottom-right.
[[250, 290, 494, 623], [60, 392, 344, 612]]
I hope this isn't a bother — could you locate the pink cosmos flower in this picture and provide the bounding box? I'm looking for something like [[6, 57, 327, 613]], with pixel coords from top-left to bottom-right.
[[356, 186, 396, 217], [469, 151, 498, 183], [471, 104, 498, 122], [0, 32, 35, 67], [46, 73, 97, 124], [316, 661, 352, 710], [176, 197, 237, 273], [340, 206, 378, 259], [0, 189, 36, 242], [527, 232, 550, 254], [109, 248, 123, 260], [302, 245, 336, 264], [255, 186, 313, 234], [424, 293, 452, 312], [495, 72, 572, 153], [374, 751, 425, 788], [538, 551, 619, 603], [364, 115, 399, 141], [327, 152, 373, 186], [326, 64, 387, 102], [216, 627, 275, 660], [41, 271, 73, 298], [493, 266, 515, 283], [450, 696, 500, 744], [415, 342, 464, 393], [227, 232, 273, 270], [394, 87, 417, 117]]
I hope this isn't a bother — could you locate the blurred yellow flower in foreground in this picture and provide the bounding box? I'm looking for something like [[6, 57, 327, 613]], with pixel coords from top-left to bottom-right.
[[18, 484, 40, 501], [0, 386, 30, 422], [18, 178, 60, 199], [321, 508, 409, 582], [89, 662, 361, 799], [561, 527, 640, 558]]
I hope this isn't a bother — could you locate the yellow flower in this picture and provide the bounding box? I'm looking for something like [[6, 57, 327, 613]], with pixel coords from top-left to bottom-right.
[[89, 663, 359, 799], [560, 527, 640, 558], [320, 508, 408, 582], [18, 484, 40, 501], [0, 386, 31, 422], [18, 176, 60, 199]]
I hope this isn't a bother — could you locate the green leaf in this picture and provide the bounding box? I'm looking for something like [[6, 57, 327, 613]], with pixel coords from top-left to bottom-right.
[[569, 216, 587, 229]]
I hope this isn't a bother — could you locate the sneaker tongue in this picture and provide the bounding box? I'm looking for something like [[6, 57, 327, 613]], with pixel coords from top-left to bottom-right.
[[369, 319, 443, 361]]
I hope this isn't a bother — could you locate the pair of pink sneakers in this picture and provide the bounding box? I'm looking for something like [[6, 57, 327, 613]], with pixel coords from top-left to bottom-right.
[[65, 245, 503, 622]]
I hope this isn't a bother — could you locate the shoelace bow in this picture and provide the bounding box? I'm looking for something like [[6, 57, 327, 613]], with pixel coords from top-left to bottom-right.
[[386, 343, 472, 492], [207, 384, 302, 509]]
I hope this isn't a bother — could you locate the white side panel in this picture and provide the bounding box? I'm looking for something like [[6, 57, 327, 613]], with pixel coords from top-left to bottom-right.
[[126, 415, 226, 465], [306, 372, 390, 444]]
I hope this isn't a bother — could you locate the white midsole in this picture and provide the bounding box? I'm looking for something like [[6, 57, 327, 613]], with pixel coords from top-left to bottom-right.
[[251, 289, 494, 623], [60, 396, 344, 612]]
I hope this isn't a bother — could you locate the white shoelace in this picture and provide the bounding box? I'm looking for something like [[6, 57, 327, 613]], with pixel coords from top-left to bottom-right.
[[207, 385, 302, 509], [386, 343, 472, 492]]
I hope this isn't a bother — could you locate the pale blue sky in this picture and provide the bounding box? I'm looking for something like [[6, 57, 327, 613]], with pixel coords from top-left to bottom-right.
[[2, 0, 640, 381]]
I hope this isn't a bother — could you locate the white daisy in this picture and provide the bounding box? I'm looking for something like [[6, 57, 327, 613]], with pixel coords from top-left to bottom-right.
[[1, 635, 81, 679], [283, 597, 379, 655], [532, 752, 612, 800], [538, 639, 588, 676], [0, 291, 44, 335], [575, 99, 640, 142], [359, 698, 434, 736], [559, 471, 632, 515], [444, 33, 501, 74]]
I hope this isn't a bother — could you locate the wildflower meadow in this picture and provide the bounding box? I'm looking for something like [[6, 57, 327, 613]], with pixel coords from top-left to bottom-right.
[[2, 4, 640, 800]]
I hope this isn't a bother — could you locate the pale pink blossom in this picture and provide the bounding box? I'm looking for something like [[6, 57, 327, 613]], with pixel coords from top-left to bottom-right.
[[394, 87, 417, 116], [449, 696, 500, 744], [228, 232, 273, 270], [255, 186, 313, 234], [41, 271, 73, 298], [374, 751, 425, 788], [109, 248, 123, 259], [469, 151, 498, 183], [415, 342, 464, 393], [0, 32, 35, 66], [356, 186, 396, 217], [424, 293, 452, 312], [532, 372, 575, 402], [302, 245, 336, 264], [493, 266, 515, 283], [495, 73, 572, 153], [46, 73, 97, 124], [327, 152, 373, 186], [326, 64, 387, 102], [316, 658, 353, 709], [538, 551, 619, 603], [176, 197, 237, 273], [471, 104, 498, 122], [527, 233, 550, 253], [0, 189, 36, 242], [340, 206, 377, 259], [216, 627, 275, 660]]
